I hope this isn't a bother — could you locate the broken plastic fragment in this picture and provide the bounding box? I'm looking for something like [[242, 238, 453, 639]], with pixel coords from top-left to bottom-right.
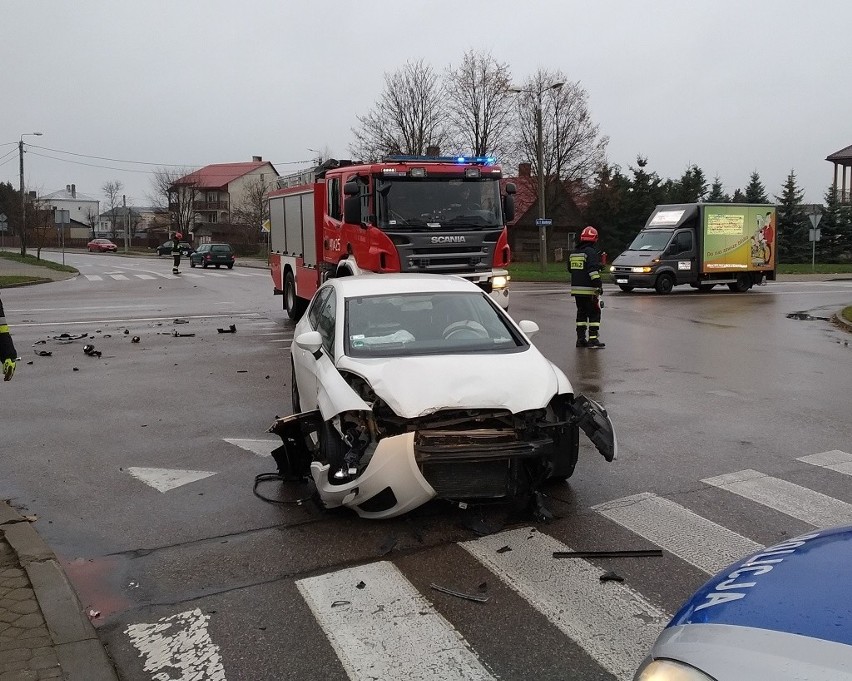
[[131, 336, 140, 343], [34, 350, 52, 357], [356, 581, 366, 590], [174, 319, 189, 324], [496, 545, 512, 554], [599, 571, 624, 583], [430, 583, 489, 603], [83, 345, 102, 358], [217, 324, 237, 333]]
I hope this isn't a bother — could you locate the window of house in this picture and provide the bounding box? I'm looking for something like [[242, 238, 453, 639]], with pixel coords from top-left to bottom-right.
[[207, 192, 217, 202]]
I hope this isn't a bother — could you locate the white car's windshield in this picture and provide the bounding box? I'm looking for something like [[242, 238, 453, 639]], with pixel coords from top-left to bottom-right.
[[345, 292, 526, 357]]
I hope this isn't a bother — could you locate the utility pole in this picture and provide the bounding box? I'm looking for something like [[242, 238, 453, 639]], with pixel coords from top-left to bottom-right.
[[507, 82, 563, 271], [123, 194, 129, 253], [18, 132, 43, 257]]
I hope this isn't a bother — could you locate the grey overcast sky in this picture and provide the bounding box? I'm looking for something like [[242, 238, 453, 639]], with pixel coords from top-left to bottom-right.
[[1, 0, 846, 207]]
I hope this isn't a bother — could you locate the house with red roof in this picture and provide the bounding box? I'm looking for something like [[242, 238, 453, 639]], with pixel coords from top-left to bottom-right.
[[502, 163, 588, 262], [168, 156, 278, 245]]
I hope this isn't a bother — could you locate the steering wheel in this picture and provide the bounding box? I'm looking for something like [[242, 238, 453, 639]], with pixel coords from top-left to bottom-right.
[[442, 320, 490, 341]]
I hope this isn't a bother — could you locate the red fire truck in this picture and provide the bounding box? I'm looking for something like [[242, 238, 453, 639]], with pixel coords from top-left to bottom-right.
[[267, 155, 516, 320]]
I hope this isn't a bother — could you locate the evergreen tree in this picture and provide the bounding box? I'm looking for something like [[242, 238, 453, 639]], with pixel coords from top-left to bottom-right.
[[775, 170, 808, 263], [731, 188, 746, 203], [583, 163, 633, 256], [818, 185, 841, 262], [706, 176, 730, 202], [666, 164, 708, 203], [744, 171, 769, 203]]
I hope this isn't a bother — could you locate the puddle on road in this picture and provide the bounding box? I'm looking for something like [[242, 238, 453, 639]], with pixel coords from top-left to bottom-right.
[[786, 311, 831, 321]]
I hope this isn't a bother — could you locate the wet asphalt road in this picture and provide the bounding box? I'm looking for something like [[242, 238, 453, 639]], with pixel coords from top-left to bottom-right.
[[2, 252, 851, 680]]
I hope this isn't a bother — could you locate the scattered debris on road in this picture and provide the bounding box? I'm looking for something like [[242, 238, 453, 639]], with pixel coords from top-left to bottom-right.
[[172, 330, 195, 338], [174, 319, 189, 324], [131, 336, 140, 343], [496, 545, 512, 554], [83, 344, 102, 358], [34, 350, 52, 357], [599, 571, 625, 583], [53, 332, 88, 343], [430, 583, 490, 603], [217, 324, 237, 333], [552, 549, 663, 559]]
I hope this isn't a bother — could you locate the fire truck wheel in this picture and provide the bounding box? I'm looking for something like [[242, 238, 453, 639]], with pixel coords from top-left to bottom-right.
[[284, 270, 308, 321]]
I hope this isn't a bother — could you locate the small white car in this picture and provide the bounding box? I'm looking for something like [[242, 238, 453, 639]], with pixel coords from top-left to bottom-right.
[[272, 273, 616, 519]]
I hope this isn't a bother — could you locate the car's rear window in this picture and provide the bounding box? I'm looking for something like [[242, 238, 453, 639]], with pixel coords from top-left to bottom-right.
[[211, 245, 231, 253]]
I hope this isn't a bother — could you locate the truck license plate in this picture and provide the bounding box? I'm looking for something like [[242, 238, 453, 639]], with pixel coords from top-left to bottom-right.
[[615, 278, 627, 284]]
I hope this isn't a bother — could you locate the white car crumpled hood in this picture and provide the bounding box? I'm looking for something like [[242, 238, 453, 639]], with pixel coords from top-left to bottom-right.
[[335, 349, 568, 419]]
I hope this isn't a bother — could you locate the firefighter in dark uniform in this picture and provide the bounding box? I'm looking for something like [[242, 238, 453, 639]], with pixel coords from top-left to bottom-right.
[[1, 295, 18, 381], [569, 226, 605, 348], [171, 232, 184, 274]]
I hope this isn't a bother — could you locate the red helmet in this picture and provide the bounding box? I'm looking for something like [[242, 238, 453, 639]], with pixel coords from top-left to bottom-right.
[[579, 226, 598, 242], [175, 232, 183, 240]]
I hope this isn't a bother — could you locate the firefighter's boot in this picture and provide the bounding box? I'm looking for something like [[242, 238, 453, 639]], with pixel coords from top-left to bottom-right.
[[587, 335, 606, 348], [576, 330, 587, 348]]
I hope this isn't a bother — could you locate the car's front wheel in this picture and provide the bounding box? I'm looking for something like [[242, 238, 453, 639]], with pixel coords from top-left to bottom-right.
[[190, 261, 196, 268], [290, 360, 300, 413]]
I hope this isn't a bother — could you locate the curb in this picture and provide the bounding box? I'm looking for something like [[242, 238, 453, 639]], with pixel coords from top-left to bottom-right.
[[834, 309, 852, 332], [0, 501, 119, 681]]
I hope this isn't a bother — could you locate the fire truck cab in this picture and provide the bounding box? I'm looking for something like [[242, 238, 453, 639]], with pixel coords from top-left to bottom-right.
[[268, 156, 515, 320]]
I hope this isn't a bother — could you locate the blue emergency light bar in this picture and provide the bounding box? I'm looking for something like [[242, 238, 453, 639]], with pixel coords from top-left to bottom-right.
[[383, 155, 497, 166]]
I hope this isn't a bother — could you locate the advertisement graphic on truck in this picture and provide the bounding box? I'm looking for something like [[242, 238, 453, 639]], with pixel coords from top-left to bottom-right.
[[267, 156, 515, 320]]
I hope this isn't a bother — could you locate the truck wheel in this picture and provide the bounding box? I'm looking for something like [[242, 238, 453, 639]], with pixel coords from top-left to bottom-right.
[[284, 270, 308, 321], [655, 273, 674, 294], [728, 274, 751, 293], [617, 284, 634, 293]]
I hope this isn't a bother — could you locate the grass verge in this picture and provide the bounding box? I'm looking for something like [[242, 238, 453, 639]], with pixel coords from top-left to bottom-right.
[[0, 275, 49, 287], [843, 306, 852, 324], [0, 251, 78, 272]]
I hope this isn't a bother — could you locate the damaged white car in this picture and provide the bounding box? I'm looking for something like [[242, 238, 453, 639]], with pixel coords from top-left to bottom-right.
[[270, 274, 616, 519]]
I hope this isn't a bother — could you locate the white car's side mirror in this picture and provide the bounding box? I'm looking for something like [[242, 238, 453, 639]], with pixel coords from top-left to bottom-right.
[[518, 320, 539, 338], [295, 330, 323, 353]]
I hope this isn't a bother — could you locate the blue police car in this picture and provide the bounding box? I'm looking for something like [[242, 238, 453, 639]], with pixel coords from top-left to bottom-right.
[[635, 525, 852, 680]]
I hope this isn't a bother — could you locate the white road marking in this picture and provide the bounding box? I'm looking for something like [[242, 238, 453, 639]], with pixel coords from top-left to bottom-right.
[[202, 272, 227, 277], [702, 468, 852, 526], [593, 492, 763, 574], [127, 467, 216, 493], [180, 272, 203, 278], [462, 527, 668, 681], [110, 274, 130, 280], [297, 561, 496, 681], [125, 608, 226, 681], [84, 274, 103, 281], [799, 450, 852, 476], [229, 272, 253, 277], [223, 438, 279, 457], [135, 274, 156, 280]]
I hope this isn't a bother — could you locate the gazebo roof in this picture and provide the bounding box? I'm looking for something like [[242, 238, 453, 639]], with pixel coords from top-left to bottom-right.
[[826, 144, 852, 162]]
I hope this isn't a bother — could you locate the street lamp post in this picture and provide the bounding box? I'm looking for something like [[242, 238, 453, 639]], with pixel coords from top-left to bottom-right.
[[509, 82, 563, 271], [18, 132, 43, 256]]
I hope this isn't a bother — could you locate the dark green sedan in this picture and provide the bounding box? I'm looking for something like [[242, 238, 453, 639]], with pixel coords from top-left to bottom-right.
[[189, 243, 236, 269]]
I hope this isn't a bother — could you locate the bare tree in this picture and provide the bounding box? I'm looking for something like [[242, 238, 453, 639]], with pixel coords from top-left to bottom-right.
[[232, 175, 272, 238], [350, 60, 448, 160], [84, 207, 98, 239], [149, 167, 198, 237], [511, 69, 608, 194], [102, 180, 124, 240], [444, 50, 515, 157]]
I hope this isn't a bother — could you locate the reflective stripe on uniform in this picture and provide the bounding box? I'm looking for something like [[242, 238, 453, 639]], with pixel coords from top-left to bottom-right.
[[571, 287, 598, 295], [0, 325, 9, 333], [569, 254, 587, 270]]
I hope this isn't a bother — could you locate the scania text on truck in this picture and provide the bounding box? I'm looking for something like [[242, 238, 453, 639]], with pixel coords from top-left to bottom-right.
[[267, 156, 516, 320], [610, 203, 776, 294]]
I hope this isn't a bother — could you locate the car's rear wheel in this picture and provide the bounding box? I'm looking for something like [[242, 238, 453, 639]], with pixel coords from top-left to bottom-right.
[[227, 264, 233, 269], [215, 264, 221, 268], [190, 261, 196, 268], [202, 262, 208, 269]]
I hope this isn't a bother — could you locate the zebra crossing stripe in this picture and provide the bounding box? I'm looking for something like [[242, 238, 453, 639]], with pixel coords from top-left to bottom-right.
[[702, 468, 852, 527], [135, 274, 156, 280], [109, 274, 129, 280], [593, 492, 763, 574], [296, 561, 496, 681], [180, 272, 202, 278], [202, 272, 228, 277], [84, 274, 103, 281], [462, 527, 668, 681], [799, 450, 852, 476]]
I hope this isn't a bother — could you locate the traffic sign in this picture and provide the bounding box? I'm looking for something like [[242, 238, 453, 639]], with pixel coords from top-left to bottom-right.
[[535, 218, 552, 227]]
